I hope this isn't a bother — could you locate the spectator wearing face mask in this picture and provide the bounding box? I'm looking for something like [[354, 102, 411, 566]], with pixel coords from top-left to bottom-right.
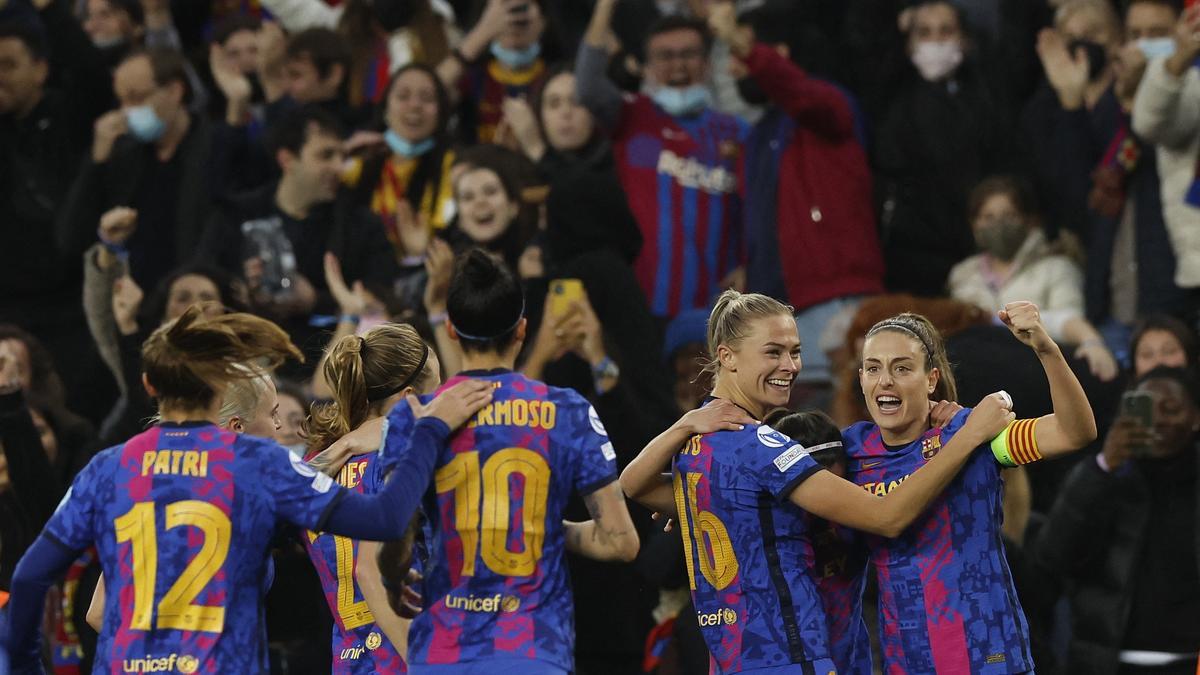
[[576, 0, 748, 319], [1025, 0, 1190, 359], [1037, 365, 1200, 675], [434, 0, 560, 145], [874, 0, 1020, 297], [1133, 3, 1200, 313], [709, 2, 884, 386], [257, 0, 459, 107], [58, 47, 214, 297], [948, 175, 1119, 381]]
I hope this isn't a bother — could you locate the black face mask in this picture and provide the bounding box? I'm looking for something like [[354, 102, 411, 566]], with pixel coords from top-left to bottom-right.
[[736, 76, 768, 106], [372, 0, 419, 32], [1067, 39, 1108, 82]]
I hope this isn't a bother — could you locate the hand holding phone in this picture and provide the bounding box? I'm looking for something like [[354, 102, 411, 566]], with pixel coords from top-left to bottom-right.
[[1120, 390, 1155, 457], [548, 278, 584, 319]]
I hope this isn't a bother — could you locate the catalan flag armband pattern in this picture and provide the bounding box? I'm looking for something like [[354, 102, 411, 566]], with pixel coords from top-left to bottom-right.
[[989, 419, 1043, 467]]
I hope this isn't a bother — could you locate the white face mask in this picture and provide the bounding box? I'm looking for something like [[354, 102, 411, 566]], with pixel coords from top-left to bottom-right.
[[911, 40, 963, 82]]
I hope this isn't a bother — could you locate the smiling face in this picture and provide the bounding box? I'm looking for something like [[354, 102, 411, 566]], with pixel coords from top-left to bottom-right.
[[645, 28, 708, 88], [1139, 378, 1199, 460], [241, 377, 281, 438], [386, 68, 440, 142], [718, 313, 801, 415], [454, 167, 518, 245], [860, 330, 939, 444]]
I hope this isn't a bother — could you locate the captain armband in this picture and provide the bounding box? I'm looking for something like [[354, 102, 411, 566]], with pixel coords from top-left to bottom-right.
[[989, 418, 1043, 467]]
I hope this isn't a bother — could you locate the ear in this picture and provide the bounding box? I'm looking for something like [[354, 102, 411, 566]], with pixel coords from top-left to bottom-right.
[[446, 322, 462, 344], [514, 317, 528, 343], [327, 63, 346, 89], [32, 59, 49, 88], [775, 43, 790, 59], [276, 148, 296, 173], [225, 416, 245, 433], [717, 343, 737, 372], [141, 373, 158, 398], [507, 200, 520, 223], [166, 79, 186, 107], [927, 367, 940, 396]]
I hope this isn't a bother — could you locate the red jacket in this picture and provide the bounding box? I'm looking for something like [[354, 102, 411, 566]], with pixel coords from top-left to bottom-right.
[[743, 44, 884, 311]]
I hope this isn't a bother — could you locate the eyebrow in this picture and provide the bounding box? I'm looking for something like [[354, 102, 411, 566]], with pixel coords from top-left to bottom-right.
[[864, 356, 915, 364], [763, 342, 800, 350]]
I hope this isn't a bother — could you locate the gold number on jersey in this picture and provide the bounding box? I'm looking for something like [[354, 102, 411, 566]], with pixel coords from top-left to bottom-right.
[[673, 472, 740, 591], [305, 530, 375, 629], [113, 500, 231, 633], [434, 448, 551, 578]]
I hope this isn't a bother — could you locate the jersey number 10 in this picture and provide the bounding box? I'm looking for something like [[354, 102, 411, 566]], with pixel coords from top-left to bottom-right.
[[674, 472, 740, 591], [435, 448, 551, 577], [113, 500, 231, 633]]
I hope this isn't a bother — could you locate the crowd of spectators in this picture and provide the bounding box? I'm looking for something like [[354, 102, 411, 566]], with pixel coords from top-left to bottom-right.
[[1, 0, 1198, 673]]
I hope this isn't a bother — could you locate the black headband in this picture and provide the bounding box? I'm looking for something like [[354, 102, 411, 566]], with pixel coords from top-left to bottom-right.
[[365, 341, 430, 403]]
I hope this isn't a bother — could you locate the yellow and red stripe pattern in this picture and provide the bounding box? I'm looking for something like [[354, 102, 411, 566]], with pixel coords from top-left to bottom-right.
[[990, 419, 1043, 467]]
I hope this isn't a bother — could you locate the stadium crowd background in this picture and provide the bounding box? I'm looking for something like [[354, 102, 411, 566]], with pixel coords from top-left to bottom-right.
[[0, 0, 1199, 672]]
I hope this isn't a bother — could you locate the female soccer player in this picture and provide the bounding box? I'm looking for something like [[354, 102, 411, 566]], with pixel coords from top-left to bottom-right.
[[5, 307, 492, 673], [304, 323, 442, 672], [375, 249, 640, 675], [844, 301, 1095, 673], [620, 290, 1016, 674]]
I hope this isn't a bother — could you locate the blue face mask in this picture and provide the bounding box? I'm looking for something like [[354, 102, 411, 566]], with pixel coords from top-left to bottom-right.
[[1136, 37, 1176, 60], [384, 129, 435, 158], [490, 41, 541, 69], [125, 105, 166, 142], [651, 85, 712, 117]]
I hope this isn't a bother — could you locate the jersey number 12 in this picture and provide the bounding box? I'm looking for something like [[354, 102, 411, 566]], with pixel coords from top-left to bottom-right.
[[113, 500, 231, 633]]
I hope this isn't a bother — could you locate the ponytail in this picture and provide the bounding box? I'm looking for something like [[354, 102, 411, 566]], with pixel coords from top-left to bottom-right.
[[306, 323, 433, 459], [141, 306, 301, 411], [702, 290, 793, 385]]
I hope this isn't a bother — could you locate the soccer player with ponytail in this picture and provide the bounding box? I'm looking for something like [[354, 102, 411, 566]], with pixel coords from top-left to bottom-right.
[[621, 290, 1019, 674], [304, 323, 442, 673], [4, 307, 492, 673], [845, 300, 1097, 673]]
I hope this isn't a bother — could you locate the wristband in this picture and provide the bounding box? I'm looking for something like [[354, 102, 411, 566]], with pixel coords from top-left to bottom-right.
[[428, 311, 448, 327], [339, 314, 360, 325], [400, 254, 425, 268], [990, 418, 1043, 467], [97, 230, 129, 258]]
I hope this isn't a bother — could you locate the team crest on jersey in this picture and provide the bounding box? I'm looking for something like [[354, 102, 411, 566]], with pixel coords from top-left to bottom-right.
[[757, 424, 789, 449], [921, 435, 942, 460], [365, 632, 382, 650], [718, 140, 740, 160], [589, 406, 607, 436]]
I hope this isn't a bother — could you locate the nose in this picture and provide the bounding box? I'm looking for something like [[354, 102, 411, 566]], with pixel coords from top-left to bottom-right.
[[782, 353, 800, 373], [878, 369, 894, 387]]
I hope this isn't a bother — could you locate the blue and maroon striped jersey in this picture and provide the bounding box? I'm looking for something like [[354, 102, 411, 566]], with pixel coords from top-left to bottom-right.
[[671, 422, 835, 674], [44, 422, 341, 673], [380, 370, 617, 672], [843, 409, 1034, 674], [611, 94, 748, 317], [303, 451, 406, 673]]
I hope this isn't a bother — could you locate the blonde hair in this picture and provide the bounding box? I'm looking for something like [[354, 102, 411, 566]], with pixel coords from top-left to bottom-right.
[[141, 306, 301, 411], [703, 290, 794, 384], [306, 323, 434, 457], [216, 365, 273, 427], [865, 312, 959, 402]]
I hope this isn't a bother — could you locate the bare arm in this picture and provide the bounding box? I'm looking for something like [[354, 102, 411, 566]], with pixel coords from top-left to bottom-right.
[[355, 540, 411, 655], [620, 401, 754, 515], [86, 575, 105, 632], [564, 482, 639, 562], [791, 394, 1013, 537], [1000, 302, 1098, 457], [434, 0, 509, 95]]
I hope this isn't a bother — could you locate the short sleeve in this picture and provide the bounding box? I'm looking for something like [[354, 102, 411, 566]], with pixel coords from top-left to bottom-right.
[[257, 440, 343, 531], [557, 394, 618, 496], [742, 425, 823, 500], [44, 452, 108, 551]]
